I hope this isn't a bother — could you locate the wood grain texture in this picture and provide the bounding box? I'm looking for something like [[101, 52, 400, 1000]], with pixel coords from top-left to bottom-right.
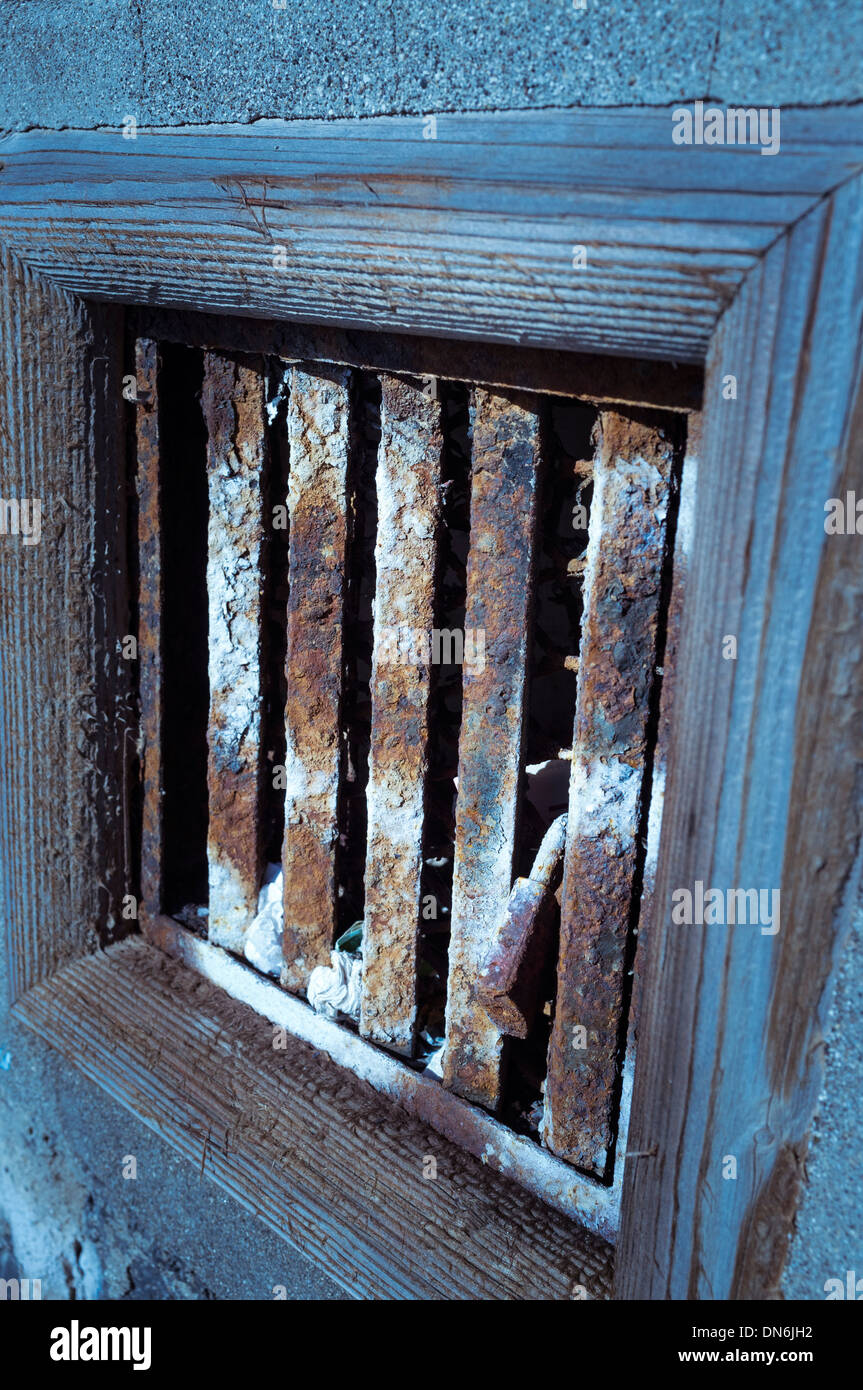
[[143, 909, 621, 1238], [0, 250, 130, 999], [616, 173, 863, 1300], [2, 110, 859, 363], [12, 938, 615, 1301]]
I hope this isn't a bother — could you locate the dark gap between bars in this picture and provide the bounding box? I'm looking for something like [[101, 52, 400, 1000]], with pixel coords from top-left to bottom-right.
[[159, 343, 209, 922], [336, 370, 380, 939], [261, 362, 291, 868], [415, 380, 471, 1062]]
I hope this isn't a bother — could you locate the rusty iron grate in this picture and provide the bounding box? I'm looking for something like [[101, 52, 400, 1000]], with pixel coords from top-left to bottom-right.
[[133, 333, 683, 1196]]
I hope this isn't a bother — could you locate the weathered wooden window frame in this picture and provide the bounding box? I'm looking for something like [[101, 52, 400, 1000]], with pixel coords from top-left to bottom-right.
[[1, 109, 861, 1300]]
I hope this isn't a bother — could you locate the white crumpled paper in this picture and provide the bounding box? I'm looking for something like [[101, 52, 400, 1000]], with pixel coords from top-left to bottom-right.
[[244, 864, 363, 1022], [423, 1043, 445, 1077], [243, 863, 284, 977], [307, 951, 363, 1021]]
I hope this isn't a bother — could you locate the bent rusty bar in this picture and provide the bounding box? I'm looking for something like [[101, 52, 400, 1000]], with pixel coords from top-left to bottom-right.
[[543, 410, 673, 1176], [443, 388, 542, 1112], [281, 366, 351, 994], [477, 813, 567, 1040], [202, 352, 267, 953], [360, 375, 444, 1055]]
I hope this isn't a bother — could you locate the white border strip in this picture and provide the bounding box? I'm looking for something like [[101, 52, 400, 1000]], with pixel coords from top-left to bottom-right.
[[145, 916, 621, 1242]]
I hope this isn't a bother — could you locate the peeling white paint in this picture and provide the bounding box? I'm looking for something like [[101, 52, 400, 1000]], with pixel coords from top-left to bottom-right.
[[675, 451, 698, 561], [283, 723, 339, 806], [265, 363, 291, 425], [568, 754, 641, 846], [642, 762, 666, 895], [205, 359, 266, 951], [360, 379, 442, 1048], [208, 860, 256, 944]]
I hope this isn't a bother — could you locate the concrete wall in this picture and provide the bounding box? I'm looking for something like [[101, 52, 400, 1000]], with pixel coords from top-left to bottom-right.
[[0, 939, 344, 1298], [1, 0, 861, 1301], [0, 0, 861, 131]]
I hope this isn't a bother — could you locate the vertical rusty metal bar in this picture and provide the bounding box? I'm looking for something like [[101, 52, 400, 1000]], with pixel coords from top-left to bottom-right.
[[281, 366, 351, 994], [202, 353, 267, 954], [543, 410, 673, 1175], [629, 415, 697, 1034], [442, 388, 542, 1111], [135, 338, 163, 920], [360, 376, 444, 1055], [615, 415, 693, 1189]]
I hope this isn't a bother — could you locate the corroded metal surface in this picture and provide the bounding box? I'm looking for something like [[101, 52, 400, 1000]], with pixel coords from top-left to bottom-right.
[[442, 389, 542, 1111], [281, 367, 351, 994], [543, 410, 673, 1176], [202, 353, 267, 953], [360, 376, 443, 1055], [478, 814, 567, 1040], [629, 417, 694, 1040], [136, 338, 163, 920]]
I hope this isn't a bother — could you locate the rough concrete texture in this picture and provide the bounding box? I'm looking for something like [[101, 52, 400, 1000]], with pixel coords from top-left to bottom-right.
[[0, 0, 861, 131], [0, 0, 860, 1304], [0, 946, 346, 1299], [783, 904, 863, 1301]]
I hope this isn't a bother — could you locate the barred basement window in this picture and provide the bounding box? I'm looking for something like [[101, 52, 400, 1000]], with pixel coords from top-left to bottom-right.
[[132, 317, 686, 1239], [4, 109, 856, 1302]]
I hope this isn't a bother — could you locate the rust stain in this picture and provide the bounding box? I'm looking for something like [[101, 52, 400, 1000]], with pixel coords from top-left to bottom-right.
[[202, 352, 267, 954], [281, 366, 351, 994], [135, 337, 163, 919], [360, 375, 444, 1055], [443, 388, 542, 1112], [478, 814, 567, 1039], [629, 416, 695, 1041], [543, 410, 673, 1176]]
